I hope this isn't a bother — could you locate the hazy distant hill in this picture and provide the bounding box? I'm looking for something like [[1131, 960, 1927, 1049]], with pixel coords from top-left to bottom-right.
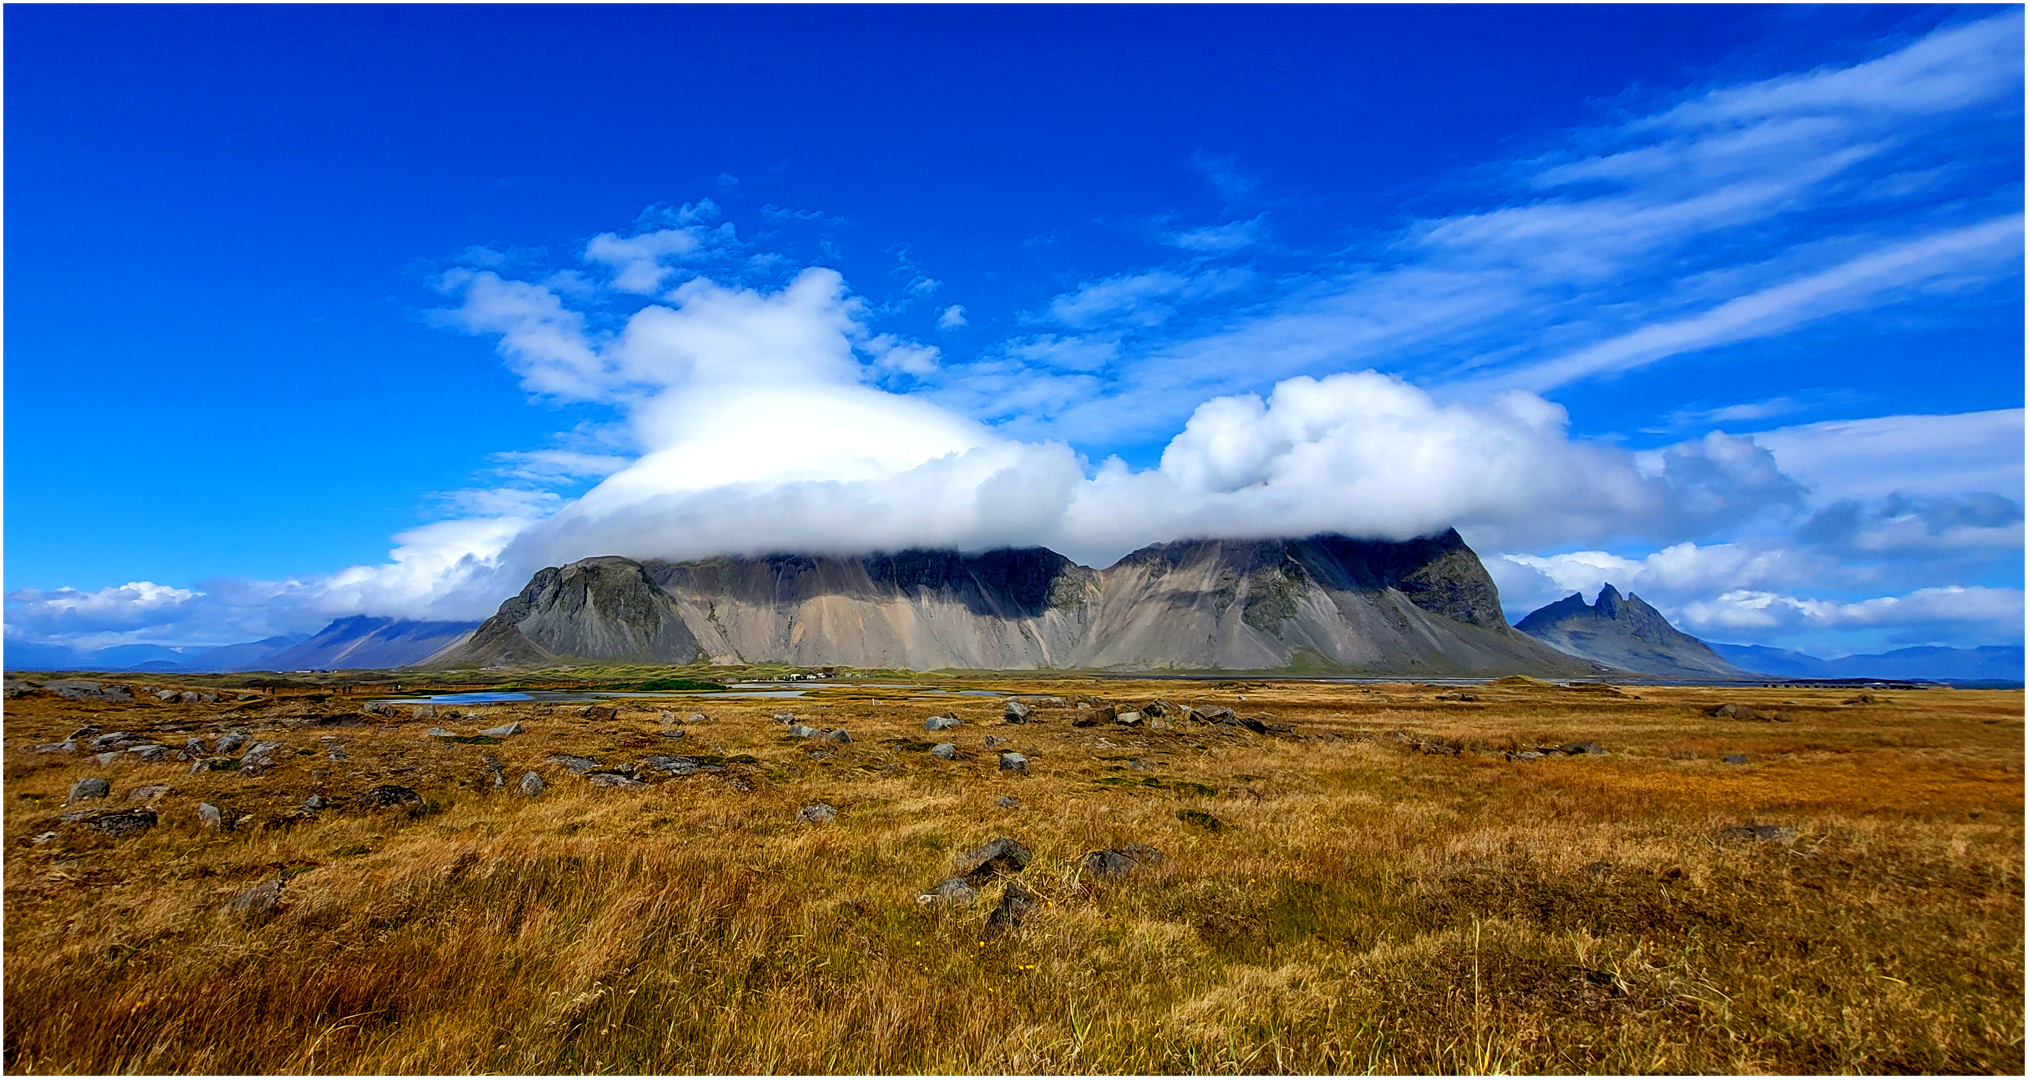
[[1516, 585, 1748, 679], [426, 530, 1600, 675], [3, 619, 472, 673], [1712, 642, 2025, 683]]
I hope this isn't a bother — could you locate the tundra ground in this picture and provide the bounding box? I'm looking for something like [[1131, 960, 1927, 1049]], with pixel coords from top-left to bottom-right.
[[3, 676, 2022, 1074]]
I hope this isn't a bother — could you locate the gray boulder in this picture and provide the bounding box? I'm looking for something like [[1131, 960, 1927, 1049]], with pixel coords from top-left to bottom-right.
[[1082, 849, 1136, 879], [129, 743, 169, 763], [930, 743, 958, 760], [127, 785, 171, 803], [1115, 710, 1144, 727], [983, 735, 1008, 749], [954, 836, 1032, 883], [478, 722, 523, 737], [1723, 753, 1748, 764], [575, 704, 619, 722], [997, 795, 1020, 809], [154, 689, 182, 703], [787, 724, 821, 739], [643, 755, 719, 776], [824, 728, 852, 744], [48, 681, 134, 703], [226, 879, 284, 919], [797, 803, 837, 823], [362, 701, 399, 717], [924, 715, 962, 731], [357, 784, 425, 811], [425, 727, 456, 738], [548, 754, 599, 774], [88, 732, 135, 752], [88, 808, 157, 837], [303, 794, 326, 810], [215, 733, 248, 755], [519, 772, 545, 796], [66, 777, 111, 805], [198, 802, 224, 830], [185, 736, 207, 755], [1723, 824, 1796, 842], [586, 771, 643, 788], [179, 691, 201, 704], [95, 751, 125, 766], [919, 877, 978, 905], [999, 752, 1029, 774], [412, 704, 438, 721], [687, 713, 709, 725], [32, 741, 76, 754], [986, 880, 1038, 933], [1004, 700, 1036, 724]]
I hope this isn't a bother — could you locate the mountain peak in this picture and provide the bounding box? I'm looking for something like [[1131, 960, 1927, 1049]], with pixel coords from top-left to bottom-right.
[[1516, 583, 1744, 679]]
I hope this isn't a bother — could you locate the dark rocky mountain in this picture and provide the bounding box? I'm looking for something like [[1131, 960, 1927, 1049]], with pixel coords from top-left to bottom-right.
[[1713, 641, 2025, 683], [427, 529, 1602, 675], [1516, 584, 1747, 679]]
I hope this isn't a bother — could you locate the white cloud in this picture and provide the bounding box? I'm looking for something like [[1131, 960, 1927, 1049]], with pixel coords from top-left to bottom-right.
[[937, 304, 969, 330], [1755, 408, 2024, 503], [1168, 214, 1266, 252], [1045, 267, 1252, 329], [582, 220, 738, 294], [1680, 585, 2023, 638]]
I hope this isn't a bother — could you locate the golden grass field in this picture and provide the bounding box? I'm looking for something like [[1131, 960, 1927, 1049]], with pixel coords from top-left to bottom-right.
[[4, 674, 2022, 1074]]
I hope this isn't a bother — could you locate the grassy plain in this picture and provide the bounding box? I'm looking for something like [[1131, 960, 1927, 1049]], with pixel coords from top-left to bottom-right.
[[3, 675, 2022, 1074]]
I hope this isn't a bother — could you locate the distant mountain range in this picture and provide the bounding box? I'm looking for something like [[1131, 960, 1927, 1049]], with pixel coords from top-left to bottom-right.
[[6, 535, 2020, 684], [1709, 642, 2025, 683], [4, 618, 476, 674]]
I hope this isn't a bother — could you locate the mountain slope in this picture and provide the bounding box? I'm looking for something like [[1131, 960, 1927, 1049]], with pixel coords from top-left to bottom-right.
[[429, 530, 1602, 674], [262, 617, 479, 670], [1517, 585, 1747, 679]]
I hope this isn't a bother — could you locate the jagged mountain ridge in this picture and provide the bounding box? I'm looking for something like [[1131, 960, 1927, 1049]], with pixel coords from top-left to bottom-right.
[[426, 530, 1600, 674], [1516, 584, 1747, 679]]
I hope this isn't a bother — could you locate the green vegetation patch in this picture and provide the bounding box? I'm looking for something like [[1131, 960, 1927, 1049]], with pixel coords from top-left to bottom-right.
[[1178, 808, 1226, 832], [883, 738, 938, 752], [610, 678, 730, 692]]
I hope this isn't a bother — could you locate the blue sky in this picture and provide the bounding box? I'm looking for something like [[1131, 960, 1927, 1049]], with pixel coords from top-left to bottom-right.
[[6, 4, 2023, 658]]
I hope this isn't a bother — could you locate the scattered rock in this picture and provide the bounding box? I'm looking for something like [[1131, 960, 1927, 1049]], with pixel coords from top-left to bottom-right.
[[127, 785, 171, 803], [327, 745, 349, 762], [412, 705, 438, 721], [1016, 696, 1066, 708], [659, 710, 678, 724], [66, 777, 111, 805], [1081, 848, 1136, 879], [239, 741, 286, 773], [1004, 700, 1036, 724], [1115, 710, 1144, 727], [519, 772, 546, 797], [986, 880, 1037, 933], [357, 784, 425, 811], [129, 743, 170, 763], [787, 724, 822, 739], [1197, 705, 1237, 723], [586, 771, 644, 788], [94, 751, 125, 766], [1722, 824, 1797, 842], [154, 689, 182, 703], [659, 729, 687, 740], [47, 680, 135, 703], [548, 755, 599, 774], [1511, 750, 1544, 762], [954, 836, 1032, 883], [3, 678, 38, 699], [1073, 704, 1115, 727], [918, 877, 979, 905], [478, 722, 523, 737], [686, 713, 709, 725], [930, 743, 958, 760], [425, 727, 456, 738], [87, 808, 157, 837], [226, 879, 284, 919], [185, 736, 207, 755], [1843, 693, 1881, 706], [575, 704, 619, 722], [199, 691, 218, 704], [983, 735, 1009, 749], [362, 701, 399, 717], [179, 691, 202, 704], [643, 755, 720, 776], [999, 751, 1029, 774], [198, 802, 224, 829], [997, 795, 1020, 809], [89, 732, 136, 752], [796, 803, 837, 823], [924, 715, 962, 731], [824, 728, 852, 744], [1723, 753, 1748, 764], [1557, 741, 1605, 756], [304, 794, 326, 810], [215, 733, 249, 755], [31, 741, 76, 754]]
